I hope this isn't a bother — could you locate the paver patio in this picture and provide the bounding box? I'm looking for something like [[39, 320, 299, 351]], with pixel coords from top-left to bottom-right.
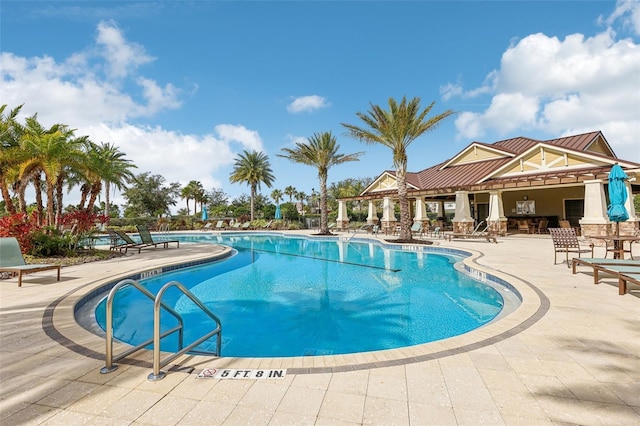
[[1, 231, 638, 425]]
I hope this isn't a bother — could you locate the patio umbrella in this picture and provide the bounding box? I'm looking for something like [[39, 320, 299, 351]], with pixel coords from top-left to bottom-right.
[[275, 204, 282, 220], [607, 164, 628, 236], [202, 205, 209, 221]]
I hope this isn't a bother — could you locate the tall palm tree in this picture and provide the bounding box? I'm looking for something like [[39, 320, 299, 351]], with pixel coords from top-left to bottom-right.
[[342, 96, 454, 240], [19, 117, 86, 226], [279, 131, 364, 234], [229, 150, 275, 221], [0, 104, 25, 215], [284, 185, 297, 203], [270, 189, 283, 205], [87, 142, 136, 217]]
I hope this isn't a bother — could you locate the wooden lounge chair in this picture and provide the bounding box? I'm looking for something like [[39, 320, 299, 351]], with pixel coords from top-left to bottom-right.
[[113, 230, 151, 253], [618, 272, 640, 295], [0, 237, 61, 287], [571, 258, 640, 284], [549, 228, 593, 267], [136, 225, 180, 250]]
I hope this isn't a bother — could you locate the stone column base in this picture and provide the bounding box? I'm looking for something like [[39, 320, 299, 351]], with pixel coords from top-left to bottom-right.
[[336, 220, 349, 231], [381, 220, 397, 235]]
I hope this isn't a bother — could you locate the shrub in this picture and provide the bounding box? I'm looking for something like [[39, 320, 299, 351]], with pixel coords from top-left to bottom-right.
[[0, 211, 40, 253]]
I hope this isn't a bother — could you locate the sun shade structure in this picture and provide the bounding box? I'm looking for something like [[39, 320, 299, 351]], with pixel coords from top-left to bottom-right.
[[607, 164, 629, 236], [201, 205, 209, 221]]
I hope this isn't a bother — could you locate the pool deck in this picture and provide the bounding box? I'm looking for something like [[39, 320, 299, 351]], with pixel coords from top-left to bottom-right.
[[1, 231, 639, 425]]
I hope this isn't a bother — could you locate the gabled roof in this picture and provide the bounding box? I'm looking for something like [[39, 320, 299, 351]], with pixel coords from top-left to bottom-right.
[[356, 131, 639, 199]]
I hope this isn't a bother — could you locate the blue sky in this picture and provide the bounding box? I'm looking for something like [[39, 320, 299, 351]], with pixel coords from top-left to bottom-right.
[[2, 1, 639, 211]]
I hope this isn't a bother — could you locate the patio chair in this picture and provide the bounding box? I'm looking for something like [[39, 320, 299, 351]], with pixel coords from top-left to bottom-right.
[[549, 227, 593, 267], [536, 219, 549, 234], [517, 219, 531, 234], [241, 221, 252, 230], [113, 230, 149, 253], [214, 220, 225, 230], [136, 225, 180, 250], [0, 237, 61, 287]]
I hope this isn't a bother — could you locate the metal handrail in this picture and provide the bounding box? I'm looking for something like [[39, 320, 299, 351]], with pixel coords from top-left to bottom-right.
[[100, 278, 184, 374], [148, 280, 222, 381]]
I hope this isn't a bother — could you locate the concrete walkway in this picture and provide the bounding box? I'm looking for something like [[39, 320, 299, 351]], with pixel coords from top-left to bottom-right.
[[1, 232, 638, 425]]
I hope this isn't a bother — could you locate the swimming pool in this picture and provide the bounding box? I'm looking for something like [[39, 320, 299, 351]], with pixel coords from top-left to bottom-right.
[[95, 233, 511, 358]]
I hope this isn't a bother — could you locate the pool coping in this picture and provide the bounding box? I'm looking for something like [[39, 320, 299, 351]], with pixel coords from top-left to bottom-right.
[[44, 234, 548, 376]]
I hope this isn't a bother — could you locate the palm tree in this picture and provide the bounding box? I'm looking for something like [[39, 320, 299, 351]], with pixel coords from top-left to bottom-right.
[[91, 142, 136, 217], [284, 185, 296, 203], [0, 104, 25, 215], [180, 181, 199, 216], [19, 116, 86, 226], [270, 189, 283, 205], [279, 131, 364, 234], [229, 150, 275, 221], [297, 191, 306, 217], [342, 96, 454, 240]]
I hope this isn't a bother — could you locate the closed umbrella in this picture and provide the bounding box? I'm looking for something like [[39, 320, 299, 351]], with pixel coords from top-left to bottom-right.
[[607, 164, 628, 237], [202, 205, 209, 222], [275, 204, 282, 220]]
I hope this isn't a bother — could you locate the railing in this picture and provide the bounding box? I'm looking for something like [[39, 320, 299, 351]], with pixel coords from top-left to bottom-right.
[[148, 281, 222, 381], [100, 278, 222, 381]]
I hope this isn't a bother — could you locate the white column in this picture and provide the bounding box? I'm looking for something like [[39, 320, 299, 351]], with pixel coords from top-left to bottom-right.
[[366, 201, 377, 225], [336, 200, 349, 225], [453, 191, 474, 223], [487, 190, 505, 222], [382, 197, 396, 222], [413, 197, 428, 222], [581, 179, 608, 224]]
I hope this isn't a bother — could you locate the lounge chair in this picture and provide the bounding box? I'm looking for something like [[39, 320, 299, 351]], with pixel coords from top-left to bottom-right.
[[549, 227, 593, 267], [445, 221, 497, 243], [617, 272, 640, 295], [536, 219, 549, 234], [0, 237, 61, 287], [230, 222, 242, 229], [517, 219, 532, 234], [214, 220, 225, 230], [263, 220, 274, 230], [107, 229, 137, 252], [410, 222, 423, 237], [571, 258, 640, 284], [113, 230, 149, 253], [136, 225, 180, 250], [241, 221, 252, 230]]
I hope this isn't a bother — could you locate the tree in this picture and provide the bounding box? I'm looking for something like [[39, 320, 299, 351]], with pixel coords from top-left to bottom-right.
[[342, 97, 454, 240], [279, 131, 363, 234], [180, 180, 201, 216], [207, 188, 229, 208], [284, 185, 297, 203], [94, 142, 136, 218], [122, 172, 181, 217], [229, 150, 275, 221], [0, 104, 25, 215], [270, 189, 283, 205]]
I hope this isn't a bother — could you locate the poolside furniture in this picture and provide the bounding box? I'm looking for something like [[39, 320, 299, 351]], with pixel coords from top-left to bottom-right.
[[536, 219, 549, 234], [410, 222, 423, 237], [445, 221, 497, 243], [136, 225, 180, 250], [571, 258, 640, 285], [517, 220, 532, 234], [107, 229, 135, 252], [241, 221, 252, 230], [214, 220, 225, 230], [618, 272, 640, 295], [0, 237, 61, 287], [230, 222, 242, 229], [549, 227, 593, 267], [113, 230, 149, 253]]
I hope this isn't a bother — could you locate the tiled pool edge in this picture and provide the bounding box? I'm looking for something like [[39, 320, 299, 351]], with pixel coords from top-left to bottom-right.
[[46, 238, 547, 376]]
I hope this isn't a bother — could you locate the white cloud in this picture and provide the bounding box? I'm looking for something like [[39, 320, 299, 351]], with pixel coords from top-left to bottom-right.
[[286, 95, 330, 113], [95, 20, 154, 79], [0, 20, 265, 211], [600, 0, 640, 35], [448, 17, 640, 162]]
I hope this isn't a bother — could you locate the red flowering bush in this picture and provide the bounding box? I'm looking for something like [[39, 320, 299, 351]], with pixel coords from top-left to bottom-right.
[[0, 211, 40, 253], [59, 210, 109, 233]]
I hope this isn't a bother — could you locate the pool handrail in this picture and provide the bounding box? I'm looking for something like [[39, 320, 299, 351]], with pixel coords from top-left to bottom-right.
[[148, 280, 222, 381], [100, 278, 184, 374]]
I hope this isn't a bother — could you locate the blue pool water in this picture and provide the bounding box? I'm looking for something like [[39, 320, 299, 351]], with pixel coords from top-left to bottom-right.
[[95, 233, 505, 357]]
